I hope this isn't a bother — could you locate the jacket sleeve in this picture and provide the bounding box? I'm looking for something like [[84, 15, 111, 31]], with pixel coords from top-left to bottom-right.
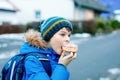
[[24, 56, 70, 80], [51, 64, 70, 80]]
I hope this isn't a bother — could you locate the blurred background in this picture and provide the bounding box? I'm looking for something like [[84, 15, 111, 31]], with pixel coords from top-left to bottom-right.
[[0, 0, 120, 80]]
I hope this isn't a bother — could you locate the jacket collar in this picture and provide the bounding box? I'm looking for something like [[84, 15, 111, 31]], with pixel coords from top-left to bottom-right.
[[47, 47, 60, 61]]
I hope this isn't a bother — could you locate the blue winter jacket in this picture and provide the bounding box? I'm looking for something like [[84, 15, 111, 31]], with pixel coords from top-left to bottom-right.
[[20, 42, 70, 80]]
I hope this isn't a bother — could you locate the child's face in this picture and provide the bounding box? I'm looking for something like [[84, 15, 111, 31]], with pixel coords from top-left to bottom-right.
[[48, 27, 71, 55]]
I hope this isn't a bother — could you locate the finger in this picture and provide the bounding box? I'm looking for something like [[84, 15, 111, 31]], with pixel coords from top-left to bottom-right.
[[64, 52, 73, 59], [70, 52, 74, 56], [60, 51, 65, 58], [72, 52, 77, 59]]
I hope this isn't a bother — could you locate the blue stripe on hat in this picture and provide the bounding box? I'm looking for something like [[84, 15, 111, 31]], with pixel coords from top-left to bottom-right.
[[41, 17, 59, 31], [41, 16, 66, 34]]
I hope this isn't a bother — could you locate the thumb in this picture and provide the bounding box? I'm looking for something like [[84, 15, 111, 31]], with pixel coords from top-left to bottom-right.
[[60, 51, 65, 58]]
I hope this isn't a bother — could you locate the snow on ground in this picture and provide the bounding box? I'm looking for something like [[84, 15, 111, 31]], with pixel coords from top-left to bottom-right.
[[0, 49, 19, 59], [0, 33, 24, 40], [99, 68, 120, 80], [0, 33, 24, 59]]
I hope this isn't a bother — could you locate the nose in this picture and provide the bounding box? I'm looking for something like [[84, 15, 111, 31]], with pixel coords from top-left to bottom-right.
[[65, 36, 70, 43]]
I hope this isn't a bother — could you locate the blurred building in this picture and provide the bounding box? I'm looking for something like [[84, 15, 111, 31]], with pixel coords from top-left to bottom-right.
[[0, 0, 19, 25], [97, 0, 120, 21], [73, 0, 109, 21], [0, 0, 109, 25]]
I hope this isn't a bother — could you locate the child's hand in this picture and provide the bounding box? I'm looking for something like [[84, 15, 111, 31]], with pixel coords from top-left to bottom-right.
[[58, 51, 77, 66]]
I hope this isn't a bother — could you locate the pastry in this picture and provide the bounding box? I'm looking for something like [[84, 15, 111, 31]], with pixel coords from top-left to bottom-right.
[[62, 44, 78, 53]]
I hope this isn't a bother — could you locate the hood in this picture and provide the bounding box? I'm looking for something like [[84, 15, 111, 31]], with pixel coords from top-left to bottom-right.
[[20, 42, 61, 62], [20, 42, 50, 55]]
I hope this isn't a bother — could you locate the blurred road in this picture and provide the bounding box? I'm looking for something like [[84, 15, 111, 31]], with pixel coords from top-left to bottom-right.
[[69, 31, 120, 80], [0, 31, 120, 80], [0, 39, 23, 70]]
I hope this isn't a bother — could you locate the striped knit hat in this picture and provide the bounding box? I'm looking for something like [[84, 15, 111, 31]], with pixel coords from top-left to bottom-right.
[[40, 16, 73, 41]]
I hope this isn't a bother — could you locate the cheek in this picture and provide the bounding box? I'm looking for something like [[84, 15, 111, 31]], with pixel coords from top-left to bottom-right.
[[50, 37, 63, 54], [54, 38, 62, 48]]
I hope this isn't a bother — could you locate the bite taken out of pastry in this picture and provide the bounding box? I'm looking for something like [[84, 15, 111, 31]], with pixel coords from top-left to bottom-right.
[[62, 44, 78, 53]]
